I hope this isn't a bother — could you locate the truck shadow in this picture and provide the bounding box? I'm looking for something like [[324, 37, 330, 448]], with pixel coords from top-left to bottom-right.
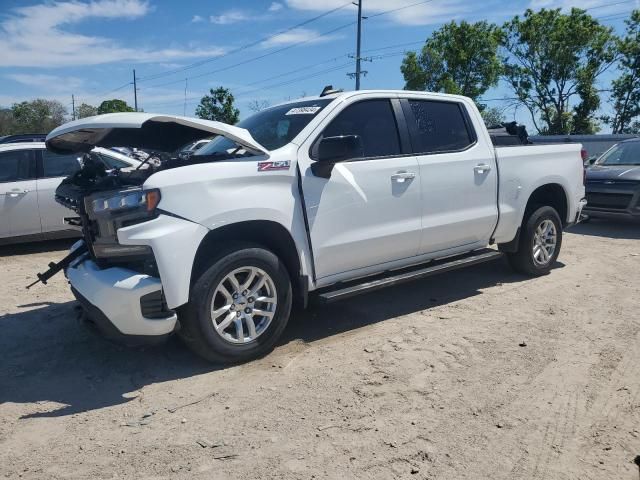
[[0, 258, 537, 418], [568, 219, 640, 240]]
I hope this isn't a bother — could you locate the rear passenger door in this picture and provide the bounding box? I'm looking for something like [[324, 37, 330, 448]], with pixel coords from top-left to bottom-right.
[[37, 150, 82, 233], [299, 96, 422, 282], [0, 149, 40, 238], [401, 98, 498, 254]]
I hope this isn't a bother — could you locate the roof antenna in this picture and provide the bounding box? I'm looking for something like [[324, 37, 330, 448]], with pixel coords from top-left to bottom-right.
[[320, 85, 343, 97]]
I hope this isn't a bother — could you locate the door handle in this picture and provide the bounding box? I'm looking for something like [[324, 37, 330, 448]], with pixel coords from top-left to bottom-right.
[[474, 164, 492, 174], [8, 189, 29, 197], [391, 171, 416, 183]]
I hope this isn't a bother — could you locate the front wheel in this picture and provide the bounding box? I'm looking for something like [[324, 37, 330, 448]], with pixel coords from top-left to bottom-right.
[[178, 245, 292, 363], [507, 206, 563, 276]]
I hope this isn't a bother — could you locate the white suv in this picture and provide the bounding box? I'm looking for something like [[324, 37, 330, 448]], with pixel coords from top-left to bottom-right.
[[0, 142, 139, 244]]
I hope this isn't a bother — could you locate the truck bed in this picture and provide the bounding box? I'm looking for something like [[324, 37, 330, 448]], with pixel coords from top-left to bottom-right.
[[492, 143, 585, 244]]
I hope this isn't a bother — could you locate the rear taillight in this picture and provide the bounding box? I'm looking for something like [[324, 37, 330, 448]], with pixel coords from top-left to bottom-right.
[[580, 148, 588, 162], [580, 148, 587, 186]]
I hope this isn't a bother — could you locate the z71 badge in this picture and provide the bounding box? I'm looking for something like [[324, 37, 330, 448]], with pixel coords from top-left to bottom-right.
[[257, 160, 291, 172]]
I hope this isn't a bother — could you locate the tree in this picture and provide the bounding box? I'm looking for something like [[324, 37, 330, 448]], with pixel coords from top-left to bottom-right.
[[603, 10, 640, 134], [97, 99, 135, 115], [248, 99, 270, 113], [76, 103, 98, 119], [401, 20, 503, 102], [502, 8, 616, 134], [195, 87, 240, 124], [0, 108, 15, 135], [11, 99, 67, 134], [480, 107, 506, 127]]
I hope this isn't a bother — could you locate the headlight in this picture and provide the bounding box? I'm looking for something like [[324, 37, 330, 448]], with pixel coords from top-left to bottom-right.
[[89, 188, 161, 215]]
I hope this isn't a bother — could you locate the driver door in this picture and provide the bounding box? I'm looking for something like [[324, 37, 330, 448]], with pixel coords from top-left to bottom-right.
[[298, 97, 422, 283]]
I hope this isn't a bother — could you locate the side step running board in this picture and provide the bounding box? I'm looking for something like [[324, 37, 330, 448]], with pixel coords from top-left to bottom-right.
[[315, 248, 503, 304]]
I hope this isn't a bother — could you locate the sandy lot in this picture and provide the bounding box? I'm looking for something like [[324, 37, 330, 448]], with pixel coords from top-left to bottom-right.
[[1, 220, 639, 480]]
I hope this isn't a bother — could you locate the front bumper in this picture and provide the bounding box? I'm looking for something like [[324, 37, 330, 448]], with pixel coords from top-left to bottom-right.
[[584, 184, 640, 219], [584, 189, 640, 220], [67, 256, 177, 340]]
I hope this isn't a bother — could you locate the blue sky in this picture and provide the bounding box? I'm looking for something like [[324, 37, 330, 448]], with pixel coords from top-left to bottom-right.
[[0, 0, 637, 131]]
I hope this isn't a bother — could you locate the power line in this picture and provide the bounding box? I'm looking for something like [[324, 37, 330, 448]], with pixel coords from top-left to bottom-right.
[[598, 10, 635, 21], [143, 21, 356, 89], [141, 7, 436, 93], [585, 0, 636, 11], [364, 0, 436, 20], [80, 2, 636, 109], [143, 62, 354, 109], [136, 2, 354, 83], [75, 81, 132, 106]]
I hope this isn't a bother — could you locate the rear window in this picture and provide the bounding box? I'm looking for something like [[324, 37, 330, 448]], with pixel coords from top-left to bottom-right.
[[407, 100, 475, 154], [0, 149, 36, 182], [42, 151, 82, 177]]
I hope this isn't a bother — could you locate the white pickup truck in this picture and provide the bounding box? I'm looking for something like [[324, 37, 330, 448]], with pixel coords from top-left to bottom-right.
[[44, 89, 586, 363]]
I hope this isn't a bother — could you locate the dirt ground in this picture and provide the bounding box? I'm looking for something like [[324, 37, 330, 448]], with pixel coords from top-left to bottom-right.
[[1, 220, 640, 480]]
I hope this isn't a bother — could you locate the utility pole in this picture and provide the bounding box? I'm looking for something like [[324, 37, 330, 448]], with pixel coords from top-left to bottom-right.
[[71, 94, 76, 120], [183, 78, 188, 116], [355, 0, 363, 90], [348, 2, 368, 89], [133, 69, 138, 112]]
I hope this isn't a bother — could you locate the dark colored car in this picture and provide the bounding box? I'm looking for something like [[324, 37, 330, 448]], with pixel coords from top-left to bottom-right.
[[0, 133, 46, 144], [584, 138, 640, 220]]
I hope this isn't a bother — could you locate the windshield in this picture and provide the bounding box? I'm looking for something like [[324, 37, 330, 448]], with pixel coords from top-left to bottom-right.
[[597, 142, 640, 166], [195, 99, 332, 156]]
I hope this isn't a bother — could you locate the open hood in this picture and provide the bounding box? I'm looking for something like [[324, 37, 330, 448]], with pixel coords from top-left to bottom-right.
[[45, 113, 268, 156]]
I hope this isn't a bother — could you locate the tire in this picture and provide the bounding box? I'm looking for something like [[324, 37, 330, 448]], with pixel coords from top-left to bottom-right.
[[507, 205, 563, 276], [178, 244, 292, 363]]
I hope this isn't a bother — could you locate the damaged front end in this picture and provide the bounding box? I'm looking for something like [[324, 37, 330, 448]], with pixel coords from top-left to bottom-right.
[[28, 112, 267, 341], [55, 154, 161, 274], [34, 112, 268, 281]]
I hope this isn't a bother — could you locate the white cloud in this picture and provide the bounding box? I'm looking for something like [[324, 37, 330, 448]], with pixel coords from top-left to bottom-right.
[[191, 14, 204, 23], [285, 0, 489, 25], [260, 27, 339, 48], [268, 2, 284, 12], [0, 0, 226, 68], [6, 74, 85, 92], [210, 10, 250, 25]]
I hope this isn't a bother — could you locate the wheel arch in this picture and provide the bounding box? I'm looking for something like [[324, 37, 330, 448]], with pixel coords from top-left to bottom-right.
[[524, 183, 568, 226], [191, 220, 307, 307], [499, 183, 568, 253]]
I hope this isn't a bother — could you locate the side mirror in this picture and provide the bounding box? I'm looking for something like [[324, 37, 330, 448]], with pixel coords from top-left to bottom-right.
[[317, 135, 363, 163]]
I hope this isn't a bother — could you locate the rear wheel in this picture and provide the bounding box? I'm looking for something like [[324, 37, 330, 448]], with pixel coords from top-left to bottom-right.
[[178, 245, 292, 363], [507, 205, 562, 276]]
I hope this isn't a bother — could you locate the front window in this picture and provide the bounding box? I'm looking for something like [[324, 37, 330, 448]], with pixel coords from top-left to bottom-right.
[[196, 99, 332, 156], [312, 99, 402, 159], [597, 142, 640, 166]]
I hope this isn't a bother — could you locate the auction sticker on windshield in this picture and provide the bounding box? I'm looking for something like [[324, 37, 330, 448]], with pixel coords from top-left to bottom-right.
[[285, 107, 321, 115]]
